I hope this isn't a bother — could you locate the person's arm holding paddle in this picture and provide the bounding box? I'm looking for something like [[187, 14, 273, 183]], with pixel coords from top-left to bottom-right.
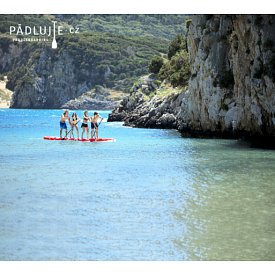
[[60, 110, 69, 139], [91, 112, 103, 140]]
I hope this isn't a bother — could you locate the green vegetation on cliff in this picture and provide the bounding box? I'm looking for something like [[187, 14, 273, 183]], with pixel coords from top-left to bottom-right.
[[60, 32, 168, 91], [0, 15, 58, 33], [0, 15, 188, 108], [54, 15, 188, 40], [4, 32, 168, 93], [149, 35, 190, 87], [148, 56, 164, 74]]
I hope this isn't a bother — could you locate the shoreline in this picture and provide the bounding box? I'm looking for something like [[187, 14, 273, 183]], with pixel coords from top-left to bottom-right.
[[0, 103, 10, 108], [109, 115, 275, 149], [3, 106, 275, 149], [0, 80, 13, 108]]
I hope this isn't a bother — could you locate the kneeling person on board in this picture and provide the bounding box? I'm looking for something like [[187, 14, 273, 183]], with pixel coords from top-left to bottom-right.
[[60, 110, 71, 138], [91, 112, 103, 140], [81, 110, 90, 139]]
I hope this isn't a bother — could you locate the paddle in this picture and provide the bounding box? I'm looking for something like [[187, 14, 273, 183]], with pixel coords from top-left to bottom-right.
[[64, 119, 80, 139], [91, 117, 104, 139], [52, 21, 57, 49]]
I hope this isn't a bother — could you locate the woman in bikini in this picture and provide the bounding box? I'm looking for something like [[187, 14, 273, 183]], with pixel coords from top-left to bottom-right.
[[81, 110, 90, 139], [70, 112, 80, 139]]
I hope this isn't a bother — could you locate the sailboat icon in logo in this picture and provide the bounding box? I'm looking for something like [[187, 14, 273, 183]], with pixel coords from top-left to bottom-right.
[[52, 21, 57, 49]]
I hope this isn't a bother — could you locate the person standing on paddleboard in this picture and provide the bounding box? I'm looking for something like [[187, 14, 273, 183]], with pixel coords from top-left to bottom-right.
[[60, 110, 71, 138], [81, 110, 90, 139], [70, 112, 80, 139], [91, 112, 103, 140]]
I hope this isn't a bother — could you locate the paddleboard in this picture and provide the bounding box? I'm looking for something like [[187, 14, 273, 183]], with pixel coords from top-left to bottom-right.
[[43, 136, 115, 142]]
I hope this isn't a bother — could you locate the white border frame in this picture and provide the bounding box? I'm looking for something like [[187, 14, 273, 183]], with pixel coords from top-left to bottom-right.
[[1, 1, 275, 274], [1, 0, 275, 14]]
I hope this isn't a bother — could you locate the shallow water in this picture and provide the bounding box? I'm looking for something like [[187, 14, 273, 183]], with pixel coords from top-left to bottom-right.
[[0, 109, 274, 260]]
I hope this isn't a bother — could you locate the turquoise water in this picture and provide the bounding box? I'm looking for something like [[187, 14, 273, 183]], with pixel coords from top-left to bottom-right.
[[0, 109, 275, 260]]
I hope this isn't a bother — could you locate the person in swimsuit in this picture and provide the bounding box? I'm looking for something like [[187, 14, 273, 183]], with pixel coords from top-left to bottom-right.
[[60, 110, 71, 138], [90, 112, 103, 140], [81, 110, 90, 139], [70, 112, 80, 138]]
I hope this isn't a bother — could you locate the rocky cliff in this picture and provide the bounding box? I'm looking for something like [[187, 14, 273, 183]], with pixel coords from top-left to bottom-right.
[[4, 44, 126, 109], [1, 14, 189, 109], [109, 15, 275, 139], [108, 74, 183, 128], [9, 47, 83, 108], [0, 79, 13, 108], [1, 32, 168, 109], [62, 86, 126, 110]]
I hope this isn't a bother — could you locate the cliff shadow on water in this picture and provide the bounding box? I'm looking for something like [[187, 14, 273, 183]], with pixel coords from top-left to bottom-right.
[[180, 129, 275, 149]]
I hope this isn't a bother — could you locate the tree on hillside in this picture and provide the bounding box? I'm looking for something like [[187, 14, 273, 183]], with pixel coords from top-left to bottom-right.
[[149, 55, 164, 74], [148, 34, 191, 87], [168, 35, 187, 59]]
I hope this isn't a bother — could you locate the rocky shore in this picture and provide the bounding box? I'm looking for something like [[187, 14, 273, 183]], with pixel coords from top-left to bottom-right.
[[61, 86, 126, 110], [108, 75, 182, 129], [109, 15, 275, 141], [0, 79, 13, 108]]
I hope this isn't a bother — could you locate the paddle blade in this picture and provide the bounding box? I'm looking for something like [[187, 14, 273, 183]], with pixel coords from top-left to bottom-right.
[[52, 39, 57, 49]]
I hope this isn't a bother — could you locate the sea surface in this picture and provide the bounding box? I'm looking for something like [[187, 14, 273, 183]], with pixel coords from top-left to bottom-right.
[[0, 109, 275, 260]]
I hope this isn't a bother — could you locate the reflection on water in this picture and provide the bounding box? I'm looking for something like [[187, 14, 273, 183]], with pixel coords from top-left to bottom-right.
[[172, 139, 275, 260]]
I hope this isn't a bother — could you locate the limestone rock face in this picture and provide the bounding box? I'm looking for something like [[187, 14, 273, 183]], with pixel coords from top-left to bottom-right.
[[5, 45, 125, 109], [9, 49, 93, 109], [0, 43, 23, 73], [184, 15, 275, 137], [108, 74, 183, 128], [109, 15, 275, 139]]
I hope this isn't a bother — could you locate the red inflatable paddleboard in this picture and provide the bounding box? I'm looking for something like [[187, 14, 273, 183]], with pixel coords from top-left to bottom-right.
[[43, 136, 115, 142]]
